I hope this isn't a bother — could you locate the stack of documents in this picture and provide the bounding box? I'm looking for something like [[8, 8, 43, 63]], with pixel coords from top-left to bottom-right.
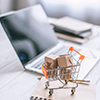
[[48, 17, 98, 44]]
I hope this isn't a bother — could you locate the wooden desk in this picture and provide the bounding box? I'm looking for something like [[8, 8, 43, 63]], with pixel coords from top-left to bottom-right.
[[0, 26, 100, 100]]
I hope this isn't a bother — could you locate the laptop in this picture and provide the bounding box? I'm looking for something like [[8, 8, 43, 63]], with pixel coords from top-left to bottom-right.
[[0, 4, 99, 79]]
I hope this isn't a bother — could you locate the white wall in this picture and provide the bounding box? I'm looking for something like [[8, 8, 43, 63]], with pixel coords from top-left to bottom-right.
[[0, 0, 13, 14], [0, 0, 39, 14], [15, 0, 39, 10]]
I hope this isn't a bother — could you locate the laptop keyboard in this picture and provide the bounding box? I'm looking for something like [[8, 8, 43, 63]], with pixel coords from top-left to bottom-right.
[[31, 45, 80, 70]]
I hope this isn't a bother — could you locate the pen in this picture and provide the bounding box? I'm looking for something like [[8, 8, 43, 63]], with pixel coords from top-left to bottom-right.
[[69, 79, 90, 82]]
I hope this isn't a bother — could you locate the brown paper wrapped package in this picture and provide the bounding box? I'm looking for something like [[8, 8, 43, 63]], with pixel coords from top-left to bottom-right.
[[57, 54, 73, 68], [57, 54, 73, 80], [45, 54, 58, 78], [59, 68, 72, 80], [45, 54, 58, 69], [47, 70, 57, 78]]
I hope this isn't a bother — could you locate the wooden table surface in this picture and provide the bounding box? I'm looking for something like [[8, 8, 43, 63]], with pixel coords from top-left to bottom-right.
[[0, 26, 100, 100]]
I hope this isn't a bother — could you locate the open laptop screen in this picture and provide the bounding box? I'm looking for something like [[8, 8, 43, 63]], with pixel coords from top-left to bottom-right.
[[0, 5, 58, 64]]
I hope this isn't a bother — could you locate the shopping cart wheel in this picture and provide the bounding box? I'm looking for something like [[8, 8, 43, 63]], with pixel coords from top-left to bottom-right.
[[65, 80, 68, 84], [49, 89, 53, 95], [46, 81, 49, 86], [71, 88, 75, 94], [45, 81, 49, 89]]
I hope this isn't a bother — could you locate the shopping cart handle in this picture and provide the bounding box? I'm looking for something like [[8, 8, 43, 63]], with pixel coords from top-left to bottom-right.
[[69, 46, 85, 60], [42, 65, 47, 79]]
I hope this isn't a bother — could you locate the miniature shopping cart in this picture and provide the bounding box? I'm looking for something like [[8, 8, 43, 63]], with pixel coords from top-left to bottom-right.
[[42, 46, 85, 95]]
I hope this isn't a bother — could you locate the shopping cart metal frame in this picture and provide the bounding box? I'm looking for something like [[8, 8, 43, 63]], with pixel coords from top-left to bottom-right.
[[42, 46, 85, 95]]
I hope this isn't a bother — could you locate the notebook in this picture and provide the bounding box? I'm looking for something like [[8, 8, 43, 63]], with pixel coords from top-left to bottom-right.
[[0, 4, 99, 80], [53, 26, 92, 39], [48, 17, 98, 44], [55, 31, 98, 44], [30, 77, 96, 100], [50, 16, 93, 35]]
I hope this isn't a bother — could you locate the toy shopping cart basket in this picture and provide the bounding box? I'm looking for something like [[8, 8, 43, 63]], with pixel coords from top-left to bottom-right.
[[42, 46, 85, 95]]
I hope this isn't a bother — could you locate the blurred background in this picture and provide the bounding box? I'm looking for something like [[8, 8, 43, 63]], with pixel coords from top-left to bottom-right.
[[1, 0, 100, 25]]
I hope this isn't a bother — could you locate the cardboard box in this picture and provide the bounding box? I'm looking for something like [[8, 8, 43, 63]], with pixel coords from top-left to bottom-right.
[[45, 54, 58, 78], [47, 70, 57, 78], [45, 54, 58, 69], [59, 68, 72, 80], [57, 54, 73, 68]]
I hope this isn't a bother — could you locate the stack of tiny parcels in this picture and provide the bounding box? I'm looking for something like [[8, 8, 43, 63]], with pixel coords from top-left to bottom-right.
[[45, 54, 73, 80]]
